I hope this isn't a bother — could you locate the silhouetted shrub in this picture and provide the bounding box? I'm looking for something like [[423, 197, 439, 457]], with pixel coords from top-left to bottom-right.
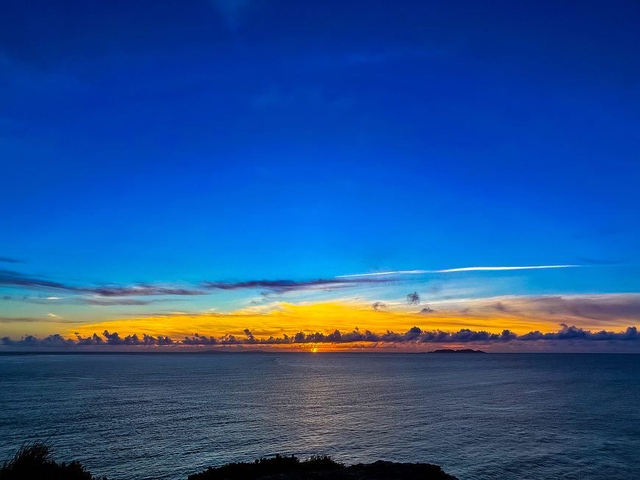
[[0, 441, 97, 480], [1, 442, 458, 480], [188, 455, 458, 480], [189, 454, 336, 480]]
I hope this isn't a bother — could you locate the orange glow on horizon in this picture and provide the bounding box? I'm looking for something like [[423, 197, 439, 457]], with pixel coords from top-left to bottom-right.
[[66, 301, 573, 344]]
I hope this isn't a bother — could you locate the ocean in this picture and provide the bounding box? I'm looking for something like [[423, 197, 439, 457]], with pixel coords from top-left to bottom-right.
[[0, 353, 638, 480]]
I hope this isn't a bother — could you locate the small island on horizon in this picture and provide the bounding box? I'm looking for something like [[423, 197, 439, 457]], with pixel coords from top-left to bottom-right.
[[0, 442, 458, 480], [428, 349, 486, 354]]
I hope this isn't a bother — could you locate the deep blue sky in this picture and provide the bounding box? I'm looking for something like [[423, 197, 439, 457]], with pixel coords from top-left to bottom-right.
[[1, 0, 639, 293]]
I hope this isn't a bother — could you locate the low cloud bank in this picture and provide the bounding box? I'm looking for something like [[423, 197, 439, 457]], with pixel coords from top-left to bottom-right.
[[2, 324, 638, 349], [78, 331, 174, 346]]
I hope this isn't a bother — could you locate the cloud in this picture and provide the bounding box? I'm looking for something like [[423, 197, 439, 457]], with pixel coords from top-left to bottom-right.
[[63, 296, 640, 350], [183, 333, 218, 345], [493, 302, 509, 313], [98, 330, 174, 346], [74, 331, 172, 346], [0, 269, 74, 290], [243, 328, 255, 342], [0, 269, 205, 297], [0, 317, 47, 323], [337, 265, 580, 277], [519, 324, 639, 342], [0, 316, 84, 324], [1, 267, 388, 300], [372, 301, 387, 311], [406, 292, 420, 304], [85, 285, 204, 297], [83, 298, 155, 306], [436, 265, 579, 273], [518, 295, 640, 322], [409, 294, 640, 326], [75, 333, 104, 346], [1, 334, 75, 348], [6, 294, 178, 307], [0, 256, 21, 264], [2, 324, 638, 350], [202, 277, 385, 293]]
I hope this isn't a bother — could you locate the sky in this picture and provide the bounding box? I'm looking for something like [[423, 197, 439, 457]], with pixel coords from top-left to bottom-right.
[[1, 0, 639, 352]]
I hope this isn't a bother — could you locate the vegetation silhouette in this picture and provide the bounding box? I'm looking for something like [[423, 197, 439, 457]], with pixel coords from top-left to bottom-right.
[[0, 441, 103, 480], [0, 443, 458, 480], [188, 454, 458, 480]]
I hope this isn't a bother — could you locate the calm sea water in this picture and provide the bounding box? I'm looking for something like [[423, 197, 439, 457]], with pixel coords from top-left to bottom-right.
[[0, 353, 639, 480]]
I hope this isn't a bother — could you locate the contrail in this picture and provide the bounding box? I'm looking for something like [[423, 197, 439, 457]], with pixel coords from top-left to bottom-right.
[[337, 265, 579, 278], [437, 265, 579, 273]]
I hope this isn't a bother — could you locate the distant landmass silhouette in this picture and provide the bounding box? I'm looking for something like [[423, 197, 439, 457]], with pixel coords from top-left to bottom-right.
[[429, 349, 486, 354], [0, 442, 458, 480]]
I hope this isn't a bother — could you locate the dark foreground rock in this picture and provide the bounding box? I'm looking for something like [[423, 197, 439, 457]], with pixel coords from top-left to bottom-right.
[[188, 455, 458, 480], [0, 443, 458, 480]]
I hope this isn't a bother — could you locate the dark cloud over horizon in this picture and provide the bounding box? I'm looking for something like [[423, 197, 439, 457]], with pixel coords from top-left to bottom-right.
[[73, 331, 174, 346], [2, 325, 638, 350]]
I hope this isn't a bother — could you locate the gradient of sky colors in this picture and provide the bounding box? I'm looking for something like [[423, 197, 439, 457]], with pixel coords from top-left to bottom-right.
[[1, 0, 639, 351]]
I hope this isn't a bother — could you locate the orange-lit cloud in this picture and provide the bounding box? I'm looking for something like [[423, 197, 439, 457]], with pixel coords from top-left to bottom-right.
[[67, 294, 640, 340], [68, 301, 549, 340], [2, 295, 639, 352]]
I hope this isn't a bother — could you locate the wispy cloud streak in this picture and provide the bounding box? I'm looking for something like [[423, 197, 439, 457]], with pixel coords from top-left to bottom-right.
[[338, 265, 580, 277], [0, 268, 387, 298], [0, 269, 72, 290], [201, 277, 386, 293], [438, 265, 579, 273], [0, 269, 206, 297]]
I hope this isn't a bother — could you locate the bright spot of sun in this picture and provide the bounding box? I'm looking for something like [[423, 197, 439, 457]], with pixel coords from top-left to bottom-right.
[[311, 347, 319, 353]]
